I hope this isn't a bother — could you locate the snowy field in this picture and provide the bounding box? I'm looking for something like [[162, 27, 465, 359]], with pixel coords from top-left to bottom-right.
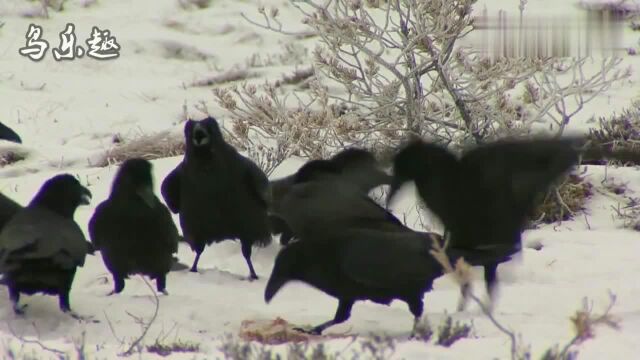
[[1, 0, 640, 358]]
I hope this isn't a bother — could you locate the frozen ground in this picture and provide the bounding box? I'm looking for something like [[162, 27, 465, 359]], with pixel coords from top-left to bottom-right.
[[1, 0, 640, 358]]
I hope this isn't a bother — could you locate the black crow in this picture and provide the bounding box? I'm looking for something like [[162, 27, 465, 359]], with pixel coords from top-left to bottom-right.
[[0, 174, 92, 316], [268, 147, 392, 245], [89, 158, 181, 295], [160, 116, 272, 278], [0, 122, 21, 144], [264, 169, 457, 337], [387, 136, 640, 310]]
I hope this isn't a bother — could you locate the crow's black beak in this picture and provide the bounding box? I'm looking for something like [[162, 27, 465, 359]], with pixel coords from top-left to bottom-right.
[[137, 186, 156, 208], [0, 122, 21, 144], [80, 187, 92, 205], [264, 275, 287, 303]]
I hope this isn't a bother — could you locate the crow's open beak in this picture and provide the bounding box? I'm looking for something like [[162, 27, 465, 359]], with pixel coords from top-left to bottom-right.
[[192, 123, 210, 146]]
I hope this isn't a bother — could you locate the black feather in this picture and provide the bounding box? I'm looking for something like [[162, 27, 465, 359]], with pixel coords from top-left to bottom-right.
[[387, 135, 640, 307], [268, 147, 392, 244], [265, 173, 447, 336], [0, 174, 92, 315], [89, 158, 181, 295], [160, 116, 272, 278]]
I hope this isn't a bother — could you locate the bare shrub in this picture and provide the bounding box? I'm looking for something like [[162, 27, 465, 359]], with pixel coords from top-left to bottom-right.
[[217, 0, 630, 165], [541, 292, 620, 360], [610, 184, 640, 230], [99, 131, 185, 167]]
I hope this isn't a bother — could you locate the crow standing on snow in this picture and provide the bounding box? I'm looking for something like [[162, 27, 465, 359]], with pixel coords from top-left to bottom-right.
[[0, 122, 21, 144], [161, 116, 272, 278], [0, 174, 92, 316], [387, 136, 640, 310], [268, 147, 392, 245], [89, 158, 181, 295], [264, 158, 453, 337]]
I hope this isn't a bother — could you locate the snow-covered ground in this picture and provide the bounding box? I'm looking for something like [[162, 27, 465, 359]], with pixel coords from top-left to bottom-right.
[[1, 0, 640, 358]]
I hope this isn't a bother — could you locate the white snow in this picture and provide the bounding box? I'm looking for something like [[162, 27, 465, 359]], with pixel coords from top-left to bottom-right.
[[1, 0, 640, 358]]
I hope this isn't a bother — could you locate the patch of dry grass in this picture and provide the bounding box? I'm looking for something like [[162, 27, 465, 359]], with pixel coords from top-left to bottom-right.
[[531, 174, 594, 225], [586, 102, 640, 166], [99, 131, 185, 166], [0, 148, 27, 167], [146, 340, 200, 357]]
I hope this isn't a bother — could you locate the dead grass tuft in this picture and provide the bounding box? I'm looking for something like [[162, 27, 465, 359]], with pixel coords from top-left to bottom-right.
[[586, 102, 640, 166], [146, 340, 200, 357], [0, 149, 27, 167], [531, 174, 593, 225], [99, 131, 185, 166]]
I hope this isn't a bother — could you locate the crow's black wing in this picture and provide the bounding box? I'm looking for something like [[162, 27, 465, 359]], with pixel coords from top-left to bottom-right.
[[390, 141, 463, 232], [339, 228, 443, 289], [278, 179, 406, 240], [328, 148, 393, 193], [161, 163, 183, 214], [0, 207, 90, 271], [459, 137, 581, 223]]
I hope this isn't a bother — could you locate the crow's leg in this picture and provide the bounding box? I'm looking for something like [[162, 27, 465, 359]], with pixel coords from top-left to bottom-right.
[[295, 299, 355, 335], [156, 274, 168, 295], [9, 286, 26, 315], [484, 262, 499, 312], [190, 243, 205, 273], [407, 297, 425, 339], [457, 282, 471, 312], [107, 274, 125, 296], [59, 269, 81, 319], [241, 240, 258, 280]]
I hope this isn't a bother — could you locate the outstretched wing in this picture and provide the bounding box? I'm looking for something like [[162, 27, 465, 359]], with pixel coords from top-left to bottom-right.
[[160, 163, 183, 214], [328, 148, 393, 193], [277, 179, 406, 242], [390, 141, 463, 232], [460, 137, 581, 223]]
